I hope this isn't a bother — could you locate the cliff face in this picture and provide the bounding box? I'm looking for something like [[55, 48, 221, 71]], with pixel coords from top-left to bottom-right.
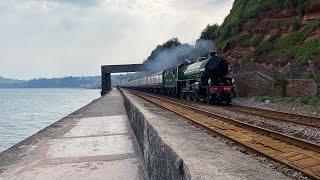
[[213, 0, 320, 68]]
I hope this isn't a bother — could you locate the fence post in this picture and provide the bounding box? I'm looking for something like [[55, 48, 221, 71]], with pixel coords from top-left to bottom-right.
[[252, 62, 257, 72], [309, 60, 320, 95], [239, 60, 244, 73], [288, 62, 294, 79], [309, 60, 318, 82], [270, 64, 277, 80]]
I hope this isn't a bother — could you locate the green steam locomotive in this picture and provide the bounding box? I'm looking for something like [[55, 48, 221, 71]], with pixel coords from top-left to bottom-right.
[[121, 52, 234, 104]]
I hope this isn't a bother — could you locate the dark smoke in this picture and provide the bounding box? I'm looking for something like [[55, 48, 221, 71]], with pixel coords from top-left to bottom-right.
[[144, 39, 215, 73]]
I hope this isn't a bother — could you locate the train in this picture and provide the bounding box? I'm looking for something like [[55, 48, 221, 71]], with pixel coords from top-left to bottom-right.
[[120, 52, 235, 104]]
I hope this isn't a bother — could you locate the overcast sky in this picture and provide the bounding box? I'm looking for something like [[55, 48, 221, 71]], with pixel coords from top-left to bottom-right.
[[0, 0, 233, 80]]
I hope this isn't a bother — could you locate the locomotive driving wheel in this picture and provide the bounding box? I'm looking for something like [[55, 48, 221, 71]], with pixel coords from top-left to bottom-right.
[[180, 89, 185, 99], [191, 92, 198, 102], [205, 95, 211, 104], [186, 92, 191, 100], [226, 94, 231, 105]]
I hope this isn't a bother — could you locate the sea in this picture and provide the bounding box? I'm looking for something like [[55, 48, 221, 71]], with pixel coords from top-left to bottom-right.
[[0, 88, 100, 153]]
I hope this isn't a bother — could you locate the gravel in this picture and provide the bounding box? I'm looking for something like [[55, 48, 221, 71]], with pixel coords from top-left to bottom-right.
[[232, 97, 320, 118]]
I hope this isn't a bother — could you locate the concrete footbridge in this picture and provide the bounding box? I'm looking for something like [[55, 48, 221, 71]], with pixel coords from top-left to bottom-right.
[[101, 64, 148, 95]]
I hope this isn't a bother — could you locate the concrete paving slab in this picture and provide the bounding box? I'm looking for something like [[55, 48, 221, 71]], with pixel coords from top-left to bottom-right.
[[47, 133, 134, 159], [11, 158, 140, 180], [69, 90, 127, 118], [63, 116, 128, 137], [75, 115, 128, 125]]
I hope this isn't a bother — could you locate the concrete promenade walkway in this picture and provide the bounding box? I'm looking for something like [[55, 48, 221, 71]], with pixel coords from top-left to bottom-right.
[[0, 89, 147, 180]]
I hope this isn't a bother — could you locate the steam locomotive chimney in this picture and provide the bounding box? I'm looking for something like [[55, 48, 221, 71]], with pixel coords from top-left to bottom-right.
[[209, 51, 217, 57]]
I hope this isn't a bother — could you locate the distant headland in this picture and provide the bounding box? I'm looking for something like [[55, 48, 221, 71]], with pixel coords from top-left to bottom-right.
[[0, 76, 102, 89]]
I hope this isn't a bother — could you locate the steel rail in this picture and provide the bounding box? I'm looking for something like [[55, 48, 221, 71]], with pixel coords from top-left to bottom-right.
[[225, 105, 320, 128]]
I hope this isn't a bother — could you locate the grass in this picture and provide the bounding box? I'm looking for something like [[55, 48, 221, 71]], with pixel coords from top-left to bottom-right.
[[226, 34, 265, 47], [241, 19, 320, 66], [247, 18, 300, 30], [244, 18, 260, 31], [254, 33, 279, 56], [268, 20, 320, 65], [216, 0, 312, 42], [278, 20, 320, 46], [250, 35, 264, 46]]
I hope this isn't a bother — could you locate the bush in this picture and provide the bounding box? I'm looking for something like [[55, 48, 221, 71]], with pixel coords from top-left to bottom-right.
[[227, 34, 264, 47], [309, 96, 320, 106], [200, 24, 219, 40], [316, 71, 320, 81], [244, 18, 260, 30], [300, 96, 312, 104], [250, 35, 264, 46], [295, 41, 320, 65], [292, 20, 301, 31], [255, 92, 270, 97], [259, 95, 274, 102], [254, 34, 279, 56]]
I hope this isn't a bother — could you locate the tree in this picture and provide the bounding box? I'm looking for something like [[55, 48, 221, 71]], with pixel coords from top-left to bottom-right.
[[200, 24, 219, 40], [144, 37, 182, 64]]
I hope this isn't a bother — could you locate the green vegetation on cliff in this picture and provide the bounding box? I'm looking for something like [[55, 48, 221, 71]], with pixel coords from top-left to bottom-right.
[[253, 20, 320, 65], [200, 0, 320, 66]]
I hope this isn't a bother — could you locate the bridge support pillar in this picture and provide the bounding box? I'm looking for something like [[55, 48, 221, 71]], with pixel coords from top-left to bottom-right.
[[101, 73, 111, 96]]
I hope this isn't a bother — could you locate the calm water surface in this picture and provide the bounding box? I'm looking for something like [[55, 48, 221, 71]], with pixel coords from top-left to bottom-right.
[[0, 88, 100, 152]]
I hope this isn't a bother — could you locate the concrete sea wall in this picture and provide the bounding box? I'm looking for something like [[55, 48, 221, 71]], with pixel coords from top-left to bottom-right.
[[121, 90, 190, 180]]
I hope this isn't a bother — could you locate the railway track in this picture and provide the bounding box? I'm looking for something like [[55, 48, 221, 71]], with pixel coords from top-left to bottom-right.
[[131, 90, 319, 135], [224, 105, 320, 128], [130, 90, 320, 129], [128, 90, 320, 179]]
